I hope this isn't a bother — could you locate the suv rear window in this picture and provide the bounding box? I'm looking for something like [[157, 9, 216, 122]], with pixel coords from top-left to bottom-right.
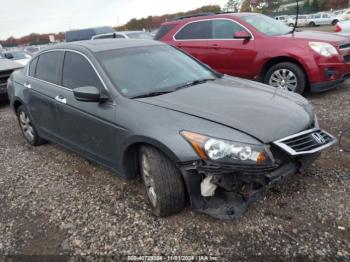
[[175, 21, 211, 40], [154, 24, 176, 40]]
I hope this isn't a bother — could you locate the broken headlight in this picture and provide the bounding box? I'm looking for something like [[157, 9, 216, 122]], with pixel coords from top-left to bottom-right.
[[181, 131, 273, 165]]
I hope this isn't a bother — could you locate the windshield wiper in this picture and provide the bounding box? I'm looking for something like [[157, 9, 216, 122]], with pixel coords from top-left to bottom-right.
[[131, 91, 173, 99], [131, 78, 215, 99], [173, 78, 216, 91]]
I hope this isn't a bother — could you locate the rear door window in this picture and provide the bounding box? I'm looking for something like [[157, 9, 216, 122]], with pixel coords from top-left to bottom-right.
[[35, 51, 61, 84], [62, 51, 103, 90], [175, 21, 211, 40], [154, 24, 177, 40]]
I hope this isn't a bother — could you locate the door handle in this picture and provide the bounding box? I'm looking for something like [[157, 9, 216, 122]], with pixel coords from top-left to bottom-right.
[[55, 95, 67, 104], [24, 82, 31, 89]]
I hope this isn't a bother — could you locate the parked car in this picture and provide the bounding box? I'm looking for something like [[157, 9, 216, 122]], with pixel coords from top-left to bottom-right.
[[156, 12, 350, 94], [335, 20, 350, 36], [92, 31, 153, 40], [340, 8, 350, 21], [3, 50, 32, 65], [0, 59, 23, 100], [332, 8, 348, 18], [274, 15, 289, 25], [307, 12, 339, 26], [8, 39, 336, 219], [65, 26, 115, 42], [286, 15, 309, 27]]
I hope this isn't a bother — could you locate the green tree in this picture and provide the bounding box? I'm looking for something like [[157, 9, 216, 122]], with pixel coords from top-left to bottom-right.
[[240, 0, 251, 12], [224, 0, 241, 12]]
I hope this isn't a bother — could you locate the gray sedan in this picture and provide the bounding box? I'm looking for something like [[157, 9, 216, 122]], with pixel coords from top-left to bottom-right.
[[7, 40, 336, 219]]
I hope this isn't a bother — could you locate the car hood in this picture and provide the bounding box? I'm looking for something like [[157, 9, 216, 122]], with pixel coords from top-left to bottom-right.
[[0, 59, 23, 71], [137, 77, 314, 143], [281, 31, 349, 45]]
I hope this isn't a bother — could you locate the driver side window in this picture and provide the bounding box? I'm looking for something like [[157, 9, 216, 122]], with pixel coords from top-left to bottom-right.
[[212, 20, 247, 39], [62, 51, 103, 90]]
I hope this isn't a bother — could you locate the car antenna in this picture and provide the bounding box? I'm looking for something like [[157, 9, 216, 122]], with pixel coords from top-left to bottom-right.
[[291, 0, 299, 34]]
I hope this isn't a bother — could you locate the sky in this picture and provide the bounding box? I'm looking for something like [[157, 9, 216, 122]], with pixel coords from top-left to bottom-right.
[[0, 0, 227, 39]]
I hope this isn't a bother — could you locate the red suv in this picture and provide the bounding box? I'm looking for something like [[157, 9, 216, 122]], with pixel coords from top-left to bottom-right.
[[156, 13, 350, 94]]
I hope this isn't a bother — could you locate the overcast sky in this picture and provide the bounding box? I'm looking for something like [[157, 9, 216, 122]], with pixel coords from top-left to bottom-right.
[[0, 0, 227, 39]]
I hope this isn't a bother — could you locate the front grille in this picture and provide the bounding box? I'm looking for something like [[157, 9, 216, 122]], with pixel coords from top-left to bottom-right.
[[0, 70, 13, 88], [274, 129, 336, 156], [344, 55, 350, 63], [339, 43, 350, 49]]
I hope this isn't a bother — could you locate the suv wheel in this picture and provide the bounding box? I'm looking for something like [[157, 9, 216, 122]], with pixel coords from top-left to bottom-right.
[[264, 62, 306, 94], [16, 105, 46, 146], [309, 21, 316, 27], [139, 145, 185, 217]]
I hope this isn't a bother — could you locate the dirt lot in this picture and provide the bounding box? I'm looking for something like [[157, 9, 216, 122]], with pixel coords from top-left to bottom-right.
[[0, 80, 349, 261]]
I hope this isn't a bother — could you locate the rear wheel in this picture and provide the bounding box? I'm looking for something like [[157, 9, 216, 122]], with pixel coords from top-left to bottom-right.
[[289, 23, 295, 27], [264, 62, 307, 94], [139, 145, 185, 217], [16, 105, 46, 146], [332, 19, 339, 26]]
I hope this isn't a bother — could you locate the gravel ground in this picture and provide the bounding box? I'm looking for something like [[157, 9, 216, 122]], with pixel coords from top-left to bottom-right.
[[0, 82, 350, 261]]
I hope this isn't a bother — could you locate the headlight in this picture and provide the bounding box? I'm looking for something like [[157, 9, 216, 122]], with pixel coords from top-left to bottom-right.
[[309, 42, 338, 57], [181, 131, 273, 165]]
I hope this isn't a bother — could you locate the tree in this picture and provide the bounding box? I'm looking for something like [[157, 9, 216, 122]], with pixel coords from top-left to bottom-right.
[[240, 0, 251, 12], [224, 0, 241, 12]]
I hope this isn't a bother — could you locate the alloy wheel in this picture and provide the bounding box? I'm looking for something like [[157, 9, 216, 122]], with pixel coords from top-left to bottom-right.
[[19, 111, 35, 142], [269, 69, 298, 92], [141, 153, 157, 207]]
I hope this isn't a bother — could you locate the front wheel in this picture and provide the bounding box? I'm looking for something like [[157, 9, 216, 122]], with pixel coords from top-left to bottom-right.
[[332, 19, 339, 26], [289, 23, 295, 27], [264, 62, 307, 94], [309, 21, 316, 27], [139, 145, 185, 217]]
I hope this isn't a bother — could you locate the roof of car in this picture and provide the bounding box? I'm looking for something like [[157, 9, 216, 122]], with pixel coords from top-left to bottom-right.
[[42, 39, 164, 53], [163, 12, 259, 25]]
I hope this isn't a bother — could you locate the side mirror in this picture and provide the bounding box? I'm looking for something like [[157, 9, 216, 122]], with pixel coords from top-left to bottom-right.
[[234, 31, 252, 40], [73, 86, 101, 102]]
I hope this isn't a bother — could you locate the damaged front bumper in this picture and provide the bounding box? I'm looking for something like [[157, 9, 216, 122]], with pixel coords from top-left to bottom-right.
[[180, 153, 320, 220]]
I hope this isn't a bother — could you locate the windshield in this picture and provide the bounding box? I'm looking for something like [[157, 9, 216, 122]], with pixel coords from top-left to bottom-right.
[[242, 14, 291, 36], [96, 45, 217, 98], [126, 32, 153, 40]]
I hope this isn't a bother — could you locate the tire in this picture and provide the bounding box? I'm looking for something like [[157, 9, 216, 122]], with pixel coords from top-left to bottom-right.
[[139, 145, 185, 217], [16, 105, 46, 146], [264, 62, 307, 94], [332, 19, 339, 26], [289, 23, 294, 27], [309, 21, 316, 27]]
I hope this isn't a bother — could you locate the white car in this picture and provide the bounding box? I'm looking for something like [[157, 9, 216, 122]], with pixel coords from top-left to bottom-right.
[[286, 15, 310, 27], [308, 12, 339, 26], [340, 9, 350, 21], [92, 31, 153, 40], [274, 15, 289, 25], [3, 50, 31, 66], [335, 20, 350, 36]]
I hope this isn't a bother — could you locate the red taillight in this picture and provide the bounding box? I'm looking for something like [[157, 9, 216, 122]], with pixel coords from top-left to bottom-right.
[[335, 24, 342, 33]]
